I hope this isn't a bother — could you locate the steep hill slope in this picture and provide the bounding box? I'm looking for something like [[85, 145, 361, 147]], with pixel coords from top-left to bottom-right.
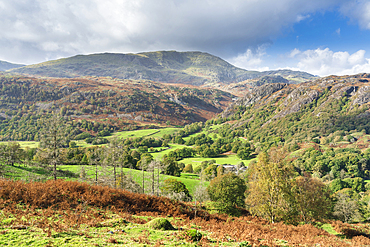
[[0, 74, 233, 141], [9, 51, 261, 85], [0, 60, 24, 71], [220, 73, 370, 144]]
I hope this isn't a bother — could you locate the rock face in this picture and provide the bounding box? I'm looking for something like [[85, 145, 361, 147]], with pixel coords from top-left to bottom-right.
[[274, 89, 319, 119], [353, 86, 370, 106], [238, 83, 287, 106]]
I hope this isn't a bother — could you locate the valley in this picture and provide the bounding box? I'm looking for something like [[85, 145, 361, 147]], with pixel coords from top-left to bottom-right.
[[1, 52, 370, 246]]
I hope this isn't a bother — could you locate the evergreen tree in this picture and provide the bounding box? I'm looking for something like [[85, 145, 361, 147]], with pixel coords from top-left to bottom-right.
[[38, 114, 70, 180]]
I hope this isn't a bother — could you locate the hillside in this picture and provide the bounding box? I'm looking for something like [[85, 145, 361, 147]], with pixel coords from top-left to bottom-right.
[[0, 74, 233, 141], [8, 51, 261, 85], [0, 60, 24, 71], [260, 69, 318, 83], [220, 73, 370, 144], [7, 51, 316, 86]]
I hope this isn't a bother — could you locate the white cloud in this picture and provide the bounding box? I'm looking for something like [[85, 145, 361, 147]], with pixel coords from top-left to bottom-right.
[[340, 0, 370, 29], [229, 46, 270, 71], [0, 0, 346, 64], [289, 48, 301, 58], [287, 48, 370, 76], [336, 28, 341, 35]]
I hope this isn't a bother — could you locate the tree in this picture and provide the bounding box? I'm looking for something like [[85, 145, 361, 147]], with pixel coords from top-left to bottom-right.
[[202, 164, 217, 181], [246, 149, 295, 223], [293, 174, 332, 223], [38, 114, 70, 180], [139, 153, 153, 194], [207, 173, 246, 215], [162, 157, 181, 177], [216, 165, 224, 177], [334, 191, 361, 223], [116, 172, 142, 193], [183, 164, 193, 173], [237, 147, 252, 160], [161, 178, 192, 201], [0, 142, 24, 168], [103, 139, 123, 188]]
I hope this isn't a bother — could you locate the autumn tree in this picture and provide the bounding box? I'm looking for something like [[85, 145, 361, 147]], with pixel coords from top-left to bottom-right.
[[139, 153, 153, 194], [183, 164, 193, 173], [246, 149, 295, 223], [293, 174, 333, 223]]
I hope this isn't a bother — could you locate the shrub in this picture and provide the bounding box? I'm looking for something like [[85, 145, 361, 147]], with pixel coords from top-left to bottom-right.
[[145, 218, 175, 230], [185, 229, 202, 241], [161, 178, 192, 201]]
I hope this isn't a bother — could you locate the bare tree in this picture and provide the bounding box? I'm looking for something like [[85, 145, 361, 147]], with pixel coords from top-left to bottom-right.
[[103, 139, 123, 188]]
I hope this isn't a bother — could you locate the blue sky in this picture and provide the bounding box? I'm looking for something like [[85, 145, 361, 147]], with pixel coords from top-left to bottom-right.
[[258, 10, 370, 73], [0, 0, 370, 76]]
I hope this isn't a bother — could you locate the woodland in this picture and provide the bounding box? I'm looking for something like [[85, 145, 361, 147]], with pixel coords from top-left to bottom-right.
[[1, 68, 370, 246]]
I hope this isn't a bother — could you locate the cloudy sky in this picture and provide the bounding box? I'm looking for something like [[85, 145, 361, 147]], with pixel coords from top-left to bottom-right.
[[1, 0, 370, 76]]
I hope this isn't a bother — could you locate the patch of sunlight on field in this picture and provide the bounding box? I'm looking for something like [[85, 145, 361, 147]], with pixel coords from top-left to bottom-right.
[[0, 141, 39, 149]]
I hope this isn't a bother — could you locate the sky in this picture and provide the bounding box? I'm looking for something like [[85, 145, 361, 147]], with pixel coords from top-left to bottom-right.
[[1, 0, 370, 76]]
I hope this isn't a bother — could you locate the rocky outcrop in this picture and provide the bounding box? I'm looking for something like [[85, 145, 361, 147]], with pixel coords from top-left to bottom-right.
[[353, 86, 370, 106], [275, 89, 319, 119]]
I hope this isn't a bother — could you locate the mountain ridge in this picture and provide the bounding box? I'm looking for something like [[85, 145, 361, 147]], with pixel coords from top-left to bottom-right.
[[8, 51, 316, 85], [0, 60, 25, 71]]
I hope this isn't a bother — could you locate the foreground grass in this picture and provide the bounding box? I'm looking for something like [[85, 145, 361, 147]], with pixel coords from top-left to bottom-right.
[[0, 218, 200, 246], [0, 179, 364, 246], [0, 213, 250, 247]]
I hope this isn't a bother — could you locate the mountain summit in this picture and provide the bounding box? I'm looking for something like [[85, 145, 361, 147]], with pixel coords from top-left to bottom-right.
[[9, 51, 264, 85]]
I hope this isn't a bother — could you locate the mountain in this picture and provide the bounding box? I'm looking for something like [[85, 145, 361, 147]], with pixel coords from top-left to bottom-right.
[[8, 51, 316, 86], [259, 69, 318, 83], [220, 73, 370, 144], [8, 51, 262, 85], [0, 60, 24, 71]]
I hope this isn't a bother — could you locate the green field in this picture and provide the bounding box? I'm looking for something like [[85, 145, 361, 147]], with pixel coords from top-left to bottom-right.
[[180, 154, 255, 167], [59, 165, 207, 196], [0, 141, 39, 149], [2, 163, 208, 196], [110, 127, 180, 139], [149, 144, 189, 159]]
